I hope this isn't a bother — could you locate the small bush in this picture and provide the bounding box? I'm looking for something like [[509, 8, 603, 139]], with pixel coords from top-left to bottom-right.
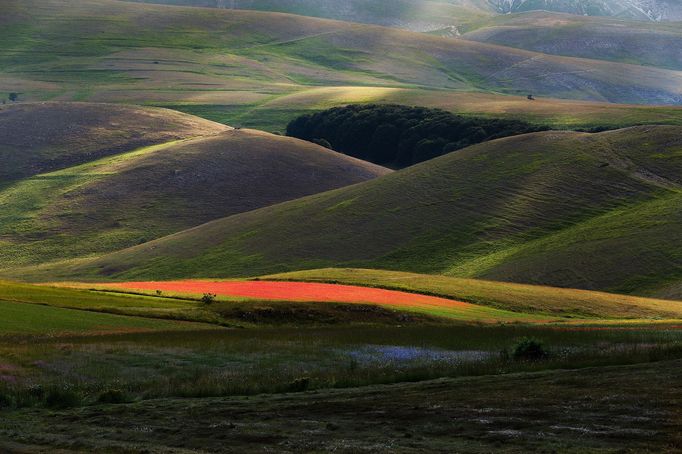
[[45, 387, 81, 409], [98, 388, 129, 404], [27, 384, 44, 398], [0, 391, 12, 409], [288, 377, 311, 393], [512, 337, 548, 361], [202, 293, 217, 305]]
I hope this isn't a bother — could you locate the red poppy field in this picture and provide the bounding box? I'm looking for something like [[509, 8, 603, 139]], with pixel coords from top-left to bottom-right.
[[100, 280, 542, 321], [105, 280, 468, 307]]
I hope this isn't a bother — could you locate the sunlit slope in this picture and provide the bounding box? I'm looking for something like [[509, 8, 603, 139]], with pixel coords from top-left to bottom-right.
[[125, 0, 492, 31], [3, 0, 682, 105], [0, 281, 199, 335], [463, 12, 682, 70], [0, 102, 226, 183], [0, 125, 388, 268], [50, 126, 682, 296], [179, 88, 682, 134], [264, 268, 682, 319]]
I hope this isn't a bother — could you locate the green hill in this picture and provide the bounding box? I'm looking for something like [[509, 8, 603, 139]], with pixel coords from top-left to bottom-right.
[[43, 126, 682, 298], [462, 12, 682, 71], [124, 0, 492, 31], [3, 0, 682, 108], [0, 103, 388, 268], [0, 102, 226, 183]]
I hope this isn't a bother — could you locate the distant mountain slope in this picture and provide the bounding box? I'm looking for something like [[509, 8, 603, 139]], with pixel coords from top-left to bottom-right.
[[0, 105, 389, 268], [463, 12, 682, 70], [3, 0, 682, 106], [48, 126, 682, 298], [0, 102, 226, 183], [488, 0, 682, 21], [125, 0, 682, 23]]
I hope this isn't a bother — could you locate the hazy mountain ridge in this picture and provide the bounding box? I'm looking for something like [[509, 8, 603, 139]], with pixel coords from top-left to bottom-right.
[[488, 0, 682, 21]]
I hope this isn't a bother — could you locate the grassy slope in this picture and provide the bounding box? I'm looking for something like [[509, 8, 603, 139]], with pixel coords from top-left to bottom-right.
[[0, 300, 193, 335], [44, 126, 682, 298], [128, 4, 682, 71], [264, 268, 682, 319], [0, 102, 226, 182], [462, 11, 682, 70], [3, 0, 682, 106], [0, 280, 204, 334], [0, 113, 388, 268]]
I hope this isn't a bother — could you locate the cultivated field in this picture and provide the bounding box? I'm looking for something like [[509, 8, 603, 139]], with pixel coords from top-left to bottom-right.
[[266, 268, 682, 319], [94, 279, 549, 322]]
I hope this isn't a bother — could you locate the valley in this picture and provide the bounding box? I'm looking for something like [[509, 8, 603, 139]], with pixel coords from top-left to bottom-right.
[[1, 0, 682, 452]]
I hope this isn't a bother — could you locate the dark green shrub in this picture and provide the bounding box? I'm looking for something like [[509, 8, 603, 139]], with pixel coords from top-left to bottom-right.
[[0, 391, 11, 409], [512, 337, 549, 361], [98, 388, 129, 404], [45, 387, 81, 409], [202, 293, 216, 305], [288, 377, 311, 392], [312, 138, 333, 149]]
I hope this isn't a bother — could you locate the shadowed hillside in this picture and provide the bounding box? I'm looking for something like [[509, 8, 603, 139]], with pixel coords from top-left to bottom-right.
[[46, 126, 682, 298], [0, 102, 226, 183], [0, 106, 389, 267]]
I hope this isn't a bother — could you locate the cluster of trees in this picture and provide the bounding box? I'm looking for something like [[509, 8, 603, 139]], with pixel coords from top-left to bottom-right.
[[286, 104, 545, 168]]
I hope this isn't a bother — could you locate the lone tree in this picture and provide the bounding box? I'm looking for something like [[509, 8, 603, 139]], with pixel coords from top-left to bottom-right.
[[8, 93, 18, 102]]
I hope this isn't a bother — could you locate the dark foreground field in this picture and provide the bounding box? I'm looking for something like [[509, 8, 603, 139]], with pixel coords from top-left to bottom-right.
[[1, 325, 681, 452], [1, 358, 680, 453]]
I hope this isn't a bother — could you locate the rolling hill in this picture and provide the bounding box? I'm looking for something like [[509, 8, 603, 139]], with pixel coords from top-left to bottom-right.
[[0, 103, 388, 268], [3, 0, 682, 108], [0, 102, 226, 183], [124, 0, 492, 32], [462, 11, 682, 71], [41, 125, 682, 299], [125, 0, 682, 24]]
